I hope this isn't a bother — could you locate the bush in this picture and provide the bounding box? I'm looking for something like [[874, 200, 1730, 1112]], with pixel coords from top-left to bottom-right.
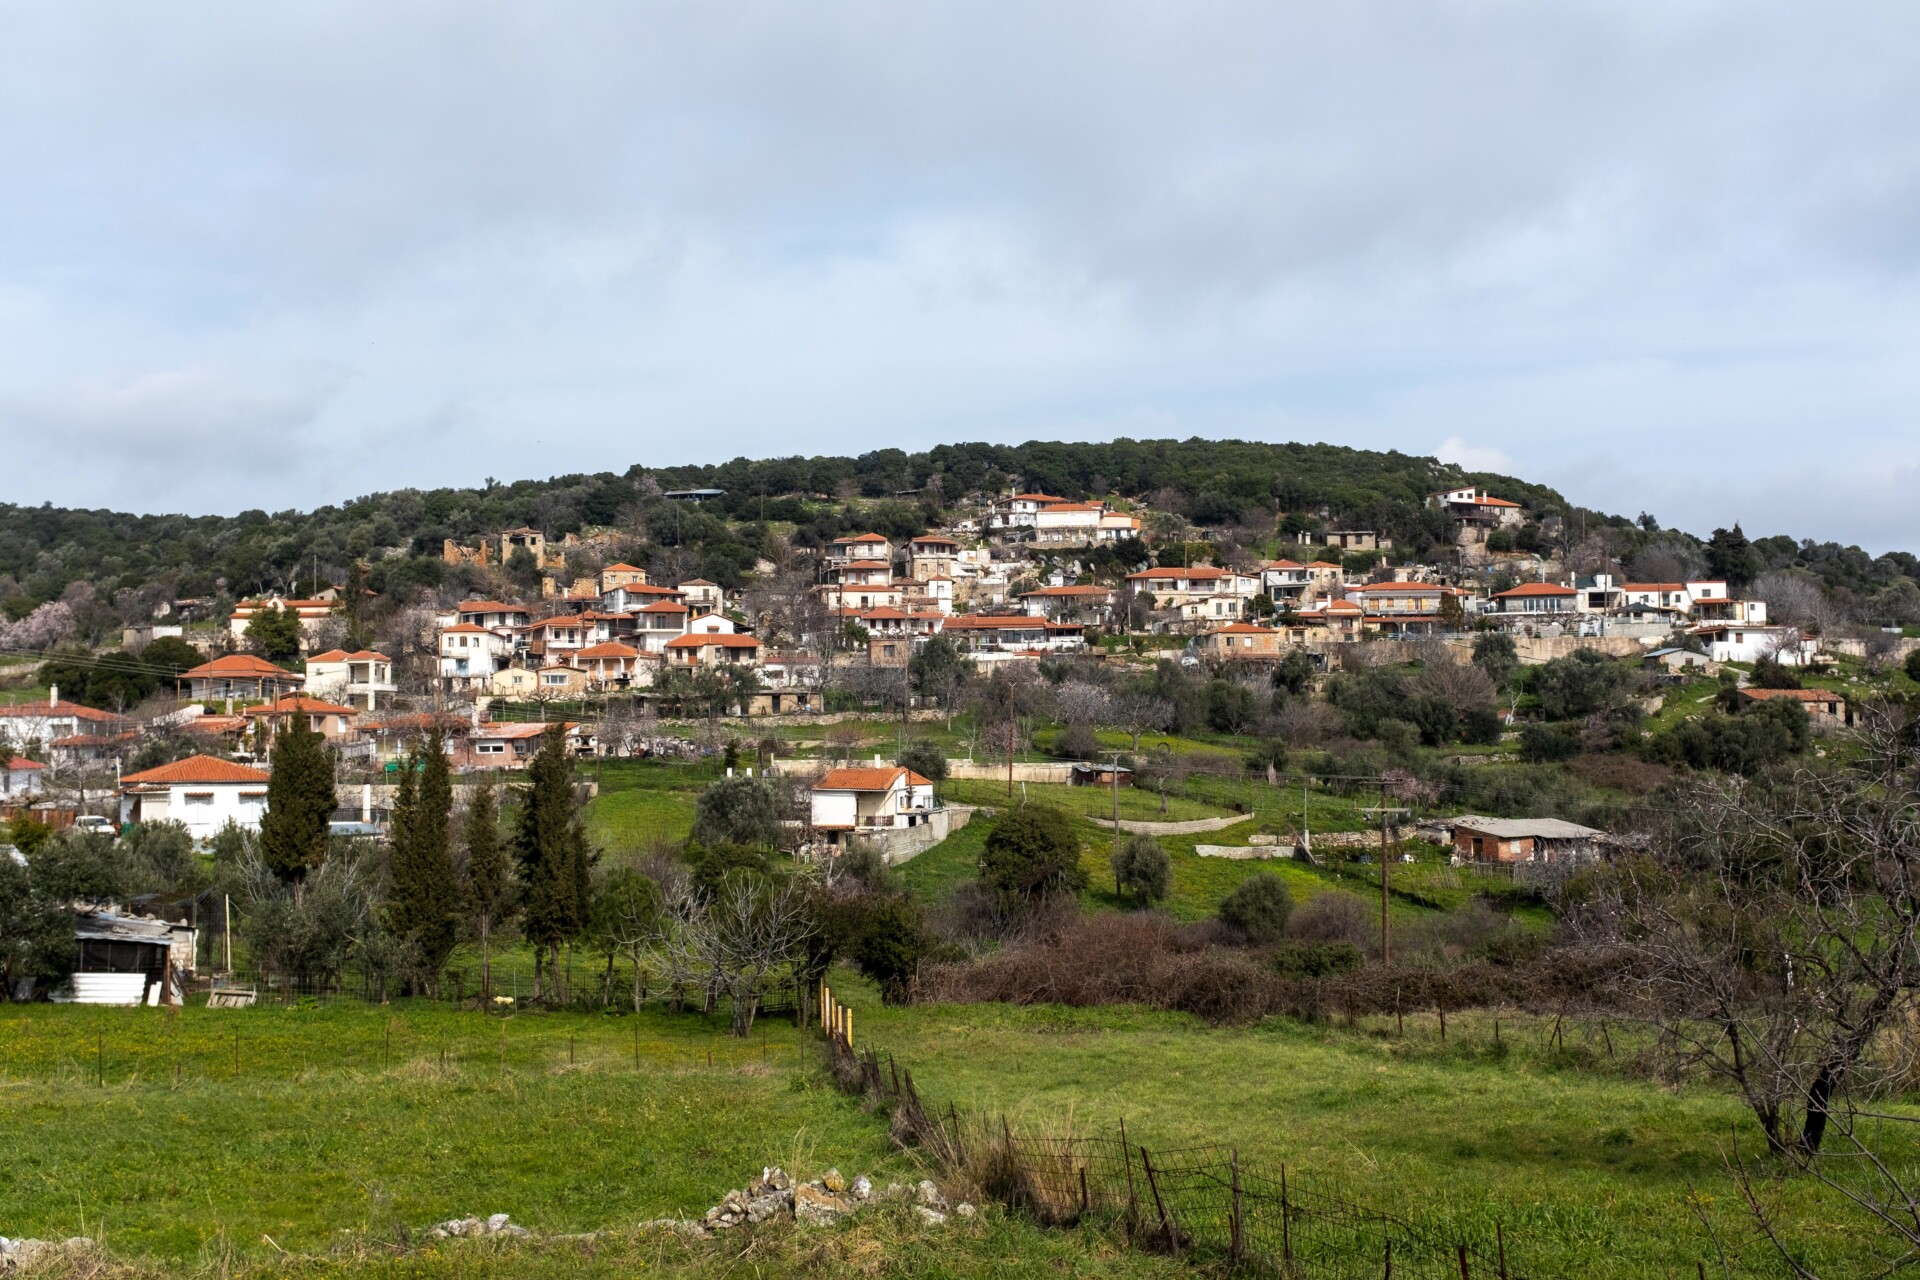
[[1285, 891, 1373, 947], [897, 739, 949, 783], [1244, 738, 1288, 774], [686, 842, 771, 897], [846, 893, 931, 1003], [980, 805, 1085, 908], [691, 776, 783, 849], [1268, 940, 1363, 979], [1907, 648, 1920, 683], [1406, 695, 1458, 747], [1109, 833, 1171, 908], [1053, 722, 1100, 760], [1519, 722, 1579, 763], [1459, 705, 1503, 745], [1218, 872, 1293, 944], [1534, 650, 1629, 720]]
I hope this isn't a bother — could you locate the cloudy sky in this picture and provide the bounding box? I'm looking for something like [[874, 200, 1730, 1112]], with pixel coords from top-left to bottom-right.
[[1, 3, 1917, 549]]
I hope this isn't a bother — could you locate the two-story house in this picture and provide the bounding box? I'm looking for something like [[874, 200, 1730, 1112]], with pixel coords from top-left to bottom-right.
[[242, 695, 359, 744], [438, 624, 515, 691], [177, 655, 305, 702], [303, 649, 396, 711], [809, 764, 939, 850]]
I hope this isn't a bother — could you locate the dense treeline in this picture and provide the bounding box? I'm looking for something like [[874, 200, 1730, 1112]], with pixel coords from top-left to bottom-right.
[[4, 438, 1920, 624]]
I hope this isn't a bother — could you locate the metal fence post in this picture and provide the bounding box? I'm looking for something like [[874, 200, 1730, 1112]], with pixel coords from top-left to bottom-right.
[[1140, 1147, 1176, 1256], [1281, 1163, 1292, 1262]]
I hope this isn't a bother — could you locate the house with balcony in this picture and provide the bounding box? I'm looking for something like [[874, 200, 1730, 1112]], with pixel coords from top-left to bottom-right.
[[1346, 582, 1468, 636], [303, 649, 396, 711], [455, 720, 594, 769], [1431, 487, 1525, 530], [573, 642, 654, 689], [1019, 585, 1116, 625], [1286, 599, 1365, 645], [908, 535, 959, 581], [601, 581, 686, 613], [598, 562, 650, 593], [941, 613, 1086, 653], [808, 764, 940, 851], [452, 600, 533, 630], [825, 533, 894, 575], [664, 632, 762, 668], [177, 654, 305, 703], [1489, 582, 1579, 618], [523, 616, 592, 665], [0, 694, 133, 750], [242, 695, 359, 744], [987, 493, 1069, 534], [1689, 622, 1814, 666], [438, 624, 515, 691], [677, 579, 725, 613]]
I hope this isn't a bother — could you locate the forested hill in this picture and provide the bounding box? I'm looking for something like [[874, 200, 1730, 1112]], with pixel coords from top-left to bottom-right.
[[0, 437, 1913, 624]]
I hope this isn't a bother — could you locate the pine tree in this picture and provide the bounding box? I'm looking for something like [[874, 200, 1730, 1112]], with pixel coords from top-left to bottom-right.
[[259, 714, 335, 904], [386, 732, 458, 994], [462, 779, 512, 1001], [513, 724, 594, 1001]]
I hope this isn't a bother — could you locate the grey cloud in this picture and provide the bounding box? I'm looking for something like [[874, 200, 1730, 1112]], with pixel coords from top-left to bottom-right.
[[0, 2, 1917, 545]]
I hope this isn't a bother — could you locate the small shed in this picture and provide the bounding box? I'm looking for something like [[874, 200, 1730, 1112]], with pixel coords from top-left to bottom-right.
[[1070, 761, 1135, 788], [71, 911, 196, 1006], [1448, 815, 1606, 866]]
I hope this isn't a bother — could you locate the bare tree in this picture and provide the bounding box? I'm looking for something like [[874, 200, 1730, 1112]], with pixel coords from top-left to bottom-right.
[[1580, 713, 1920, 1164], [1754, 569, 1840, 636], [666, 875, 814, 1036], [1110, 692, 1173, 751]]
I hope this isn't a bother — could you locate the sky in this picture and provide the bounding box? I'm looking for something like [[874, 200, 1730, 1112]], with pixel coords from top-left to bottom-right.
[[1, 2, 1918, 550]]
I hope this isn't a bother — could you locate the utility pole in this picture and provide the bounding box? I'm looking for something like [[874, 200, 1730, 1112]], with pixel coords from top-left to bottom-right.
[[1006, 710, 1015, 797], [1379, 784, 1392, 966]]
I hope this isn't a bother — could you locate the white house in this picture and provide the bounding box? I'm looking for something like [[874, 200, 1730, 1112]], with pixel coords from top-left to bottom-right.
[[303, 649, 397, 711], [941, 614, 1086, 653], [987, 493, 1068, 533], [438, 624, 515, 690], [177, 655, 305, 702], [1489, 582, 1579, 616], [226, 597, 338, 650], [118, 755, 273, 842], [1690, 623, 1815, 666], [678, 579, 725, 613], [1431, 487, 1525, 529], [0, 695, 132, 748], [3, 755, 46, 799], [809, 764, 939, 848]]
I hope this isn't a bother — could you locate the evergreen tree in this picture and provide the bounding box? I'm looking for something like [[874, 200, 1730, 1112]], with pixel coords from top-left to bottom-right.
[[245, 605, 304, 663], [258, 715, 335, 903], [386, 732, 458, 993], [513, 724, 594, 1001], [462, 779, 513, 1001]]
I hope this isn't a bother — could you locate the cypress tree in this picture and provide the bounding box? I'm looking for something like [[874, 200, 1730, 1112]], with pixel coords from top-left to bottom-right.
[[387, 732, 458, 994], [462, 779, 512, 1001], [259, 714, 335, 904], [513, 724, 593, 1001]]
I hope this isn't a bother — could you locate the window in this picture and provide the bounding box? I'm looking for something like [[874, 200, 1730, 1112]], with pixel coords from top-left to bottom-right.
[[478, 742, 506, 755], [183, 792, 214, 806]]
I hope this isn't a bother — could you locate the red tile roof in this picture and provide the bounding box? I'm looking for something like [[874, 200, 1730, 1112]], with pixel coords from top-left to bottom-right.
[[575, 642, 641, 659], [181, 654, 299, 679], [6, 756, 45, 770], [120, 755, 271, 786], [0, 701, 130, 723], [1494, 582, 1577, 597], [457, 600, 525, 613], [1209, 623, 1280, 635], [242, 696, 358, 717], [307, 649, 390, 663], [832, 533, 892, 544], [440, 623, 491, 634], [663, 633, 760, 649], [813, 766, 934, 791]]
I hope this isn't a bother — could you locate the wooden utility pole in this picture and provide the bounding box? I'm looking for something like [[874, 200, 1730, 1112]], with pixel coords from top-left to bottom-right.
[[1379, 786, 1392, 966], [1006, 712, 1015, 797]]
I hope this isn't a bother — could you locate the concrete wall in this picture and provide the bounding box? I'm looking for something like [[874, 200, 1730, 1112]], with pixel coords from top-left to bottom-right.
[[857, 804, 974, 865]]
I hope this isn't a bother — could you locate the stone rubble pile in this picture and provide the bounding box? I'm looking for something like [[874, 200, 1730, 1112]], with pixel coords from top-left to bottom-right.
[[678, 1167, 973, 1237], [425, 1213, 530, 1240], [0, 1237, 93, 1271]]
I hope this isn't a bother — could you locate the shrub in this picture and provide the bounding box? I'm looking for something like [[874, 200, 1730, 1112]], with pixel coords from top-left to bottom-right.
[[1534, 650, 1629, 720], [1268, 940, 1364, 979], [1109, 833, 1171, 908], [691, 775, 784, 849], [1244, 738, 1288, 774], [1519, 722, 1579, 764], [897, 739, 949, 783], [1284, 891, 1373, 947], [1218, 872, 1293, 943], [686, 842, 771, 897], [980, 805, 1085, 908], [1459, 705, 1503, 745], [1907, 648, 1920, 683], [847, 893, 931, 1003], [1053, 722, 1100, 760]]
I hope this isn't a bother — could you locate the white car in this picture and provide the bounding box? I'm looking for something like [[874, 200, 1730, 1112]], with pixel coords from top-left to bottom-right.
[[73, 815, 115, 835]]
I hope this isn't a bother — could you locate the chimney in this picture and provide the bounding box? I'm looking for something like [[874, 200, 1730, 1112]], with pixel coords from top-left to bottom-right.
[[48, 684, 57, 707], [873, 753, 882, 766]]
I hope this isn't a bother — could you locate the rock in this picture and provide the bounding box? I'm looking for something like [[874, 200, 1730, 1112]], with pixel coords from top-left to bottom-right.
[[485, 1214, 512, 1234], [822, 1168, 847, 1193], [851, 1175, 873, 1201], [746, 1193, 788, 1224], [749, 1166, 792, 1197], [792, 1184, 854, 1226], [499, 1225, 531, 1238], [884, 1182, 908, 1200], [914, 1206, 949, 1226], [916, 1180, 948, 1210], [955, 1203, 976, 1218]]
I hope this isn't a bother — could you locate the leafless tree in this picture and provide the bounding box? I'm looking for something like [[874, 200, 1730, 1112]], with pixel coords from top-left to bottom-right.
[[1410, 656, 1498, 714], [1577, 712, 1920, 1167], [1110, 692, 1173, 751], [1053, 680, 1114, 730], [1754, 569, 1841, 636], [666, 875, 815, 1036]]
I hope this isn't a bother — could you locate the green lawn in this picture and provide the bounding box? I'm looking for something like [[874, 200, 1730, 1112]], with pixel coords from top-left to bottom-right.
[[940, 778, 1226, 824], [584, 759, 717, 852], [0, 1003, 897, 1263], [842, 997, 1894, 1280]]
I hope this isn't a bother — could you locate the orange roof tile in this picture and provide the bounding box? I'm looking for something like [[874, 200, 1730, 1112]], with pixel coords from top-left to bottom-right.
[[663, 633, 760, 649], [814, 766, 934, 791], [181, 654, 299, 678], [243, 696, 358, 717], [1494, 582, 1577, 597], [120, 755, 271, 786]]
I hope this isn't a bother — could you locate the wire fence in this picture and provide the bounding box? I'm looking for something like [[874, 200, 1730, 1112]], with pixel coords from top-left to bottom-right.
[[827, 1034, 1535, 1279]]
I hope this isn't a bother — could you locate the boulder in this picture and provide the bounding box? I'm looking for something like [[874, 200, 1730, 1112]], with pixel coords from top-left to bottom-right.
[[914, 1206, 949, 1226], [915, 1180, 949, 1210], [955, 1203, 977, 1219], [792, 1184, 854, 1226], [822, 1168, 847, 1193], [851, 1175, 874, 1201]]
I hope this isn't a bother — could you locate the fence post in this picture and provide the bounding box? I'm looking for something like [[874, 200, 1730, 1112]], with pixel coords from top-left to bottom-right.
[[1120, 1119, 1139, 1234], [1384, 1235, 1392, 1279], [1079, 1166, 1090, 1215], [1229, 1148, 1244, 1263], [1497, 1223, 1508, 1280], [1458, 1242, 1471, 1278], [1281, 1163, 1291, 1262], [1140, 1147, 1177, 1257]]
